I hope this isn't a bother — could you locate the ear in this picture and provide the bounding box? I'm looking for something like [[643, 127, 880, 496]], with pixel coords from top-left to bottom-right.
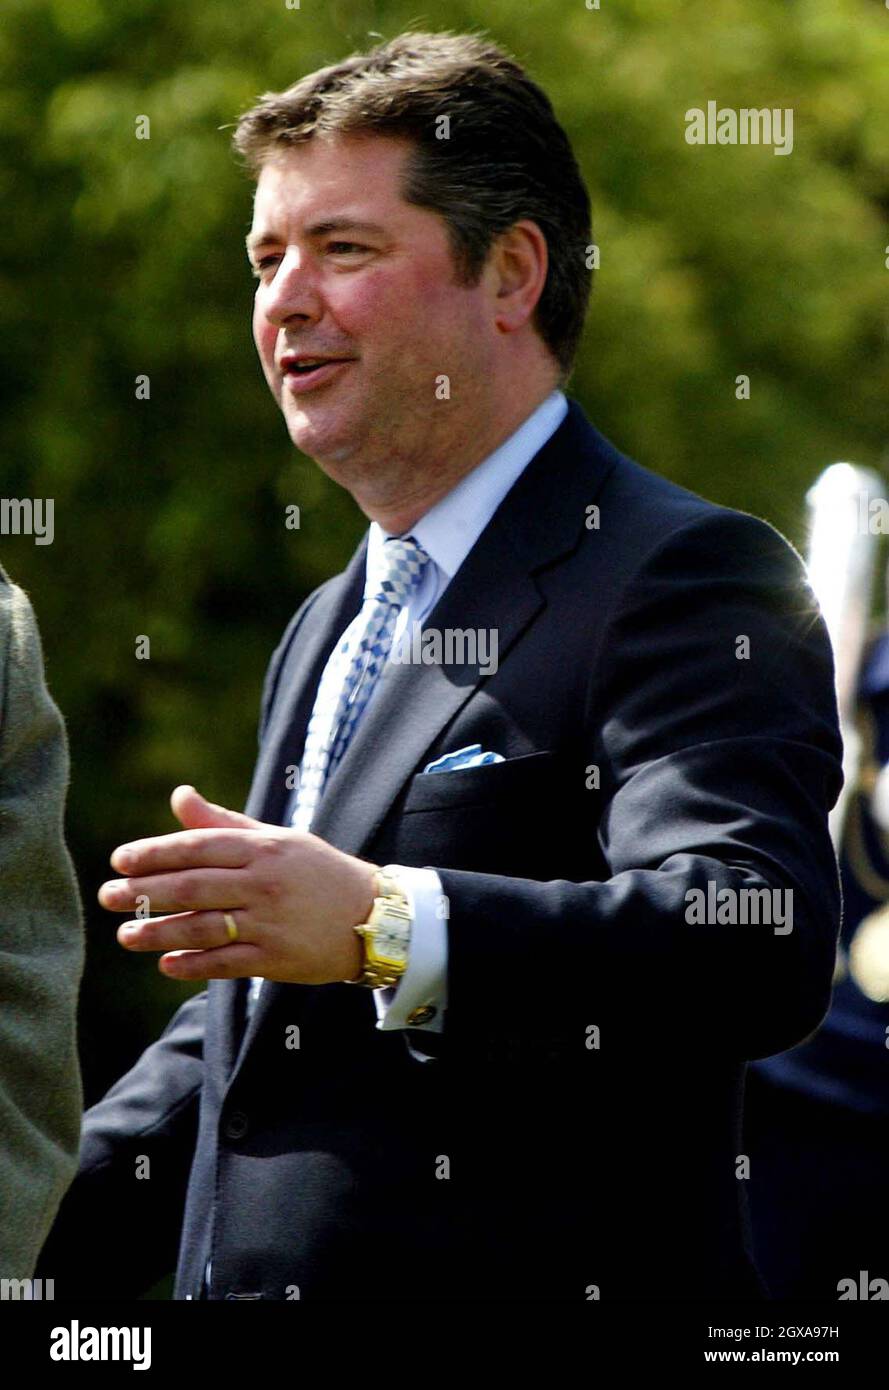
[[490, 219, 549, 335]]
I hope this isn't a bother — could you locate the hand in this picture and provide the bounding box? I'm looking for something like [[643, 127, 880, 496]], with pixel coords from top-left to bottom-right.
[[98, 785, 377, 984]]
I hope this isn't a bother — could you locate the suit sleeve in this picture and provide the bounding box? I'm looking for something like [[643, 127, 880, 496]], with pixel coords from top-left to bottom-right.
[[0, 578, 85, 1280], [36, 989, 206, 1297], [438, 510, 844, 1064]]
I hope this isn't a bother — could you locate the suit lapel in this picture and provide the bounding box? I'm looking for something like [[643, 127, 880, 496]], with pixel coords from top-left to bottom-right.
[[244, 537, 368, 826]]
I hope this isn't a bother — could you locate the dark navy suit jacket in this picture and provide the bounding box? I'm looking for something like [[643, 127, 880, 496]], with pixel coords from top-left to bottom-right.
[[40, 399, 844, 1300]]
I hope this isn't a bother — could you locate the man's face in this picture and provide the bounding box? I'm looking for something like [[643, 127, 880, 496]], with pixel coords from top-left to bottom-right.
[[248, 133, 499, 501]]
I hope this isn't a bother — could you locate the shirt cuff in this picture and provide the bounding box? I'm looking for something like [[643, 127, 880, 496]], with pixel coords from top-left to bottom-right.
[[373, 866, 447, 1033]]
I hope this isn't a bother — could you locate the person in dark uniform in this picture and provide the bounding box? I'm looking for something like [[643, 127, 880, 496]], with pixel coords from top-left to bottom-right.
[[746, 627, 889, 1299]]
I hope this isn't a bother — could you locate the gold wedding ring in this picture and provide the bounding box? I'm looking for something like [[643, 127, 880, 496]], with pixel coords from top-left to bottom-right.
[[223, 912, 239, 943]]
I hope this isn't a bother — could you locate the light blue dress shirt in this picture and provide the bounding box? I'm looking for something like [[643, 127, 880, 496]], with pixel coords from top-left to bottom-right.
[[247, 389, 568, 1041]]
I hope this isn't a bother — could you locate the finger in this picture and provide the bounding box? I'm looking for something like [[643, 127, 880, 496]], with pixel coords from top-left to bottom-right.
[[110, 829, 254, 876], [171, 785, 263, 832], [117, 909, 251, 954], [99, 867, 247, 913], [158, 945, 265, 981]]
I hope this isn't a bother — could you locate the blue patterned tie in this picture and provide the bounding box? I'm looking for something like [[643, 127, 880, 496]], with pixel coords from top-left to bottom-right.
[[290, 534, 431, 832]]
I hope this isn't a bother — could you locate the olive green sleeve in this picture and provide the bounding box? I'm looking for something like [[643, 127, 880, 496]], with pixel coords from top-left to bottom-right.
[[0, 573, 84, 1279]]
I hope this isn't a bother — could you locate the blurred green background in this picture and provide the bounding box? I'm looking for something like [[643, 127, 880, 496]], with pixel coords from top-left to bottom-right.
[[1, 0, 887, 1107]]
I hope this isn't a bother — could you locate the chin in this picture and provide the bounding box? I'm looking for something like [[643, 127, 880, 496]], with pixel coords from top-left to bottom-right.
[[284, 410, 355, 465]]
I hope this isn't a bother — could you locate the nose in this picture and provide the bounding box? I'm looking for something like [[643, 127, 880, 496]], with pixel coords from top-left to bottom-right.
[[258, 247, 323, 328]]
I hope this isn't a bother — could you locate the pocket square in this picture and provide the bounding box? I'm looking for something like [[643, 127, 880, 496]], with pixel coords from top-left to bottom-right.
[[422, 743, 505, 774]]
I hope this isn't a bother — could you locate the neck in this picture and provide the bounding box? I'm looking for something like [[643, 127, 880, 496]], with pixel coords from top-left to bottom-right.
[[357, 380, 559, 534]]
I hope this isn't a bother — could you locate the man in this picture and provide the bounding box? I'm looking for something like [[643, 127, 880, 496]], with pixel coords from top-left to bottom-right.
[[0, 566, 83, 1279], [39, 30, 843, 1300]]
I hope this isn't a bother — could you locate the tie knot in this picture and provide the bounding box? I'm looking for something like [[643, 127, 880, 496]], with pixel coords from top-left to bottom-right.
[[366, 534, 430, 607]]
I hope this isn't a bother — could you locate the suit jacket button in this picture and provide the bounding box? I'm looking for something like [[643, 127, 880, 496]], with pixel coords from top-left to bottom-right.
[[406, 1005, 437, 1026], [224, 1110, 248, 1140]]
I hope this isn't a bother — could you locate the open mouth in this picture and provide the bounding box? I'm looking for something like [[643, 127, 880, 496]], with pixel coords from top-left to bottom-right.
[[286, 358, 351, 373], [282, 358, 355, 391]]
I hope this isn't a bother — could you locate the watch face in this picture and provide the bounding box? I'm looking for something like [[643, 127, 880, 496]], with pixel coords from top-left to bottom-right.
[[376, 926, 408, 962]]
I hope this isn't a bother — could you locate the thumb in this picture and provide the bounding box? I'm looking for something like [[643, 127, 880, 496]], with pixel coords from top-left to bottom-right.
[[171, 784, 262, 831]]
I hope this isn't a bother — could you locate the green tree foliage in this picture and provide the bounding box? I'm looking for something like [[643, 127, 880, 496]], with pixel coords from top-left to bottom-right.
[[0, 0, 886, 1095]]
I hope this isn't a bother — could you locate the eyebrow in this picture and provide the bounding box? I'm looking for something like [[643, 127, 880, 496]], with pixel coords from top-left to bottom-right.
[[245, 218, 388, 254]]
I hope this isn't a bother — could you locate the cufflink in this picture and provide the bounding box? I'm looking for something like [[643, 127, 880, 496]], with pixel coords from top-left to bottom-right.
[[406, 1005, 437, 1026]]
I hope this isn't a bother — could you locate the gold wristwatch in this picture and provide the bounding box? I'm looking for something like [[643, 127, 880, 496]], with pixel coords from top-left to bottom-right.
[[346, 865, 413, 988]]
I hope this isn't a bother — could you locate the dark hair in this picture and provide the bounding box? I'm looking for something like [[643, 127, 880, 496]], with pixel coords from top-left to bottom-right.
[[232, 30, 593, 380]]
